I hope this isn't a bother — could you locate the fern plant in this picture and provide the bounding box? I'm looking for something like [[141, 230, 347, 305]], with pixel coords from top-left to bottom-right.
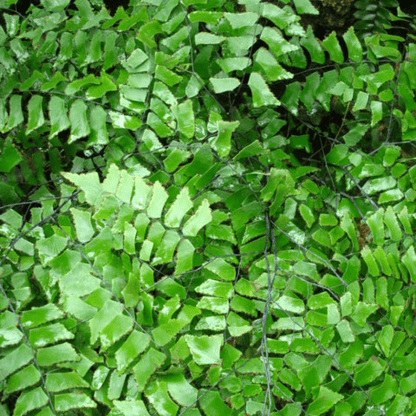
[[1, 0, 416, 415]]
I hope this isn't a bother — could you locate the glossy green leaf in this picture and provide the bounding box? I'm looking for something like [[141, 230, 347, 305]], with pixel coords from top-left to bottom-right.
[[402, 245, 416, 282], [261, 26, 298, 57], [6, 95, 24, 131], [152, 230, 181, 265], [352, 91, 369, 112], [189, 11, 223, 24], [383, 206, 402, 242], [248, 72, 280, 108], [336, 320, 355, 343], [26, 95, 45, 134], [54, 392, 96, 412], [165, 187, 193, 227], [366, 209, 384, 246], [62, 171, 103, 206], [115, 330, 150, 374], [65, 74, 100, 95], [182, 199, 212, 237], [195, 279, 233, 298], [21, 304, 63, 329], [29, 323, 74, 347], [36, 342, 79, 366], [217, 57, 251, 73], [299, 204, 315, 228], [109, 111, 142, 130], [100, 314, 134, 351], [343, 26, 363, 62], [322, 31, 344, 63], [254, 48, 293, 82], [371, 100, 383, 126], [155, 65, 183, 86], [354, 358, 384, 386], [301, 25, 325, 64], [145, 380, 179, 416], [275, 295, 305, 314]]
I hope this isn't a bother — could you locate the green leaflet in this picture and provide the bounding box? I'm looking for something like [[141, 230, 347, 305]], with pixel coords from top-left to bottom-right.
[[210, 77, 240, 93], [48, 96, 71, 139], [26, 95, 45, 134], [182, 199, 212, 237], [13, 387, 49, 416], [322, 31, 344, 64], [185, 334, 223, 365], [0, 137, 23, 173], [248, 72, 280, 107], [68, 99, 90, 143]]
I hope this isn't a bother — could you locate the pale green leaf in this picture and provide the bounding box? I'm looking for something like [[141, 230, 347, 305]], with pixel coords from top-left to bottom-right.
[[54, 392, 96, 412], [100, 314, 134, 351], [147, 181, 169, 218], [29, 323, 74, 347], [185, 334, 223, 365], [195, 32, 226, 45], [224, 12, 258, 28], [21, 304, 64, 329], [182, 199, 212, 237], [87, 105, 108, 146], [165, 187, 193, 227], [70, 208, 95, 243], [210, 77, 240, 94], [61, 171, 103, 206], [133, 348, 166, 392]]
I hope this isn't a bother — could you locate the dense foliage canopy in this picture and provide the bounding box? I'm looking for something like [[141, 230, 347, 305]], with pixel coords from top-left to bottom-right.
[[1, 0, 416, 415]]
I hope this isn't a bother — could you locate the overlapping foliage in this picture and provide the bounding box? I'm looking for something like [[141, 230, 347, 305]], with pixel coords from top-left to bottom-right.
[[2, 0, 416, 414]]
